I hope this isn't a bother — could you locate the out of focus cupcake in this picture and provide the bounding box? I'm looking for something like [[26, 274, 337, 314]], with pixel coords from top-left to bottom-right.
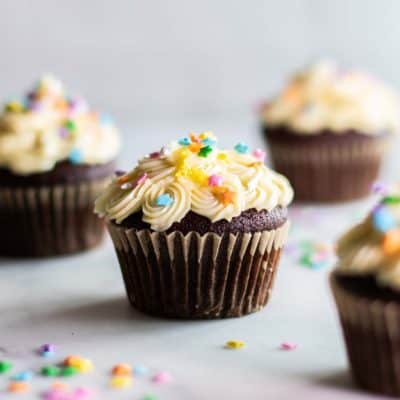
[[261, 61, 400, 202], [95, 132, 293, 319], [331, 190, 400, 396], [0, 76, 120, 257]]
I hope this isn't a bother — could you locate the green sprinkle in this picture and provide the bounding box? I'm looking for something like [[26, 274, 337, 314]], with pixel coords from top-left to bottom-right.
[[64, 119, 77, 132], [382, 196, 400, 205], [198, 145, 213, 157], [41, 365, 61, 377], [0, 360, 12, 373], [142, 395, 158, 400], [60, 366, 79, 377], [300, 254, 312, 267]]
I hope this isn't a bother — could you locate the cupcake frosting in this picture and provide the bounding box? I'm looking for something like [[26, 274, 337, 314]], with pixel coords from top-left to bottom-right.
[[0, 76, 120, 175], [336, 191, 400, 290], [262, 61, 400, 135], [95, 132, 293, 231]]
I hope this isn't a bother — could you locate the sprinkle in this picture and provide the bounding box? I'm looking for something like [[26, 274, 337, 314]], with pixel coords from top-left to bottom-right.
[[0, 360, 12, 373], [142, 395, 157, 400], [156, 194, 173, 207], [51, 382, 68, 391], [280, 342, 297, 351], [208, 174, 223, 187], [133, 365, 148, 376], [152, 371, 172, 384], [189, 133, 200, 143], [199, 131, 215, 140], [383, 229, 400, 256], [64, 119, 77, 132], [234, 142, 249, 154], [178, 137, 191, 146], [41, 366, 61, 377], [136, 173, 148, 186], [59, 127, 70, 139], [11, 370, 33, 381], [39, 344, 56, 356], [60, 366, 79, 377], [189, 142, 202, 153], [252, 148, 266, 162], [217, 153, 228, 161], [213, 187, 235, 206], [198, 145, 213, 157], [112, 363, 132, 376], [382, 195, 400, 205], [68, 148, 83, 164], [187, 168, 208, 185], [371, 181, 389, 195], [110, 375, 132, 389], [121, 182, 133, 190], [5, 101, 24, 113], [100, 114, 114, 126], [64, 356, 93, 373], [114, 170, 127, 177], [201, 137, 217, 147], [225, 340, 246, 349], [73, 387, 93, 399], [372, 206, 396, 233], [149, 151, 160, 159], [8, 381, 30, 393]]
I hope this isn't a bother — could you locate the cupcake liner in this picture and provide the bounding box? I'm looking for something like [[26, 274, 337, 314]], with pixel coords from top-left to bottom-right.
[[266, 134, 388, 202], [0, 177, 111, 257], [330, 272, 400, 397], [107, 221, 290, 319]]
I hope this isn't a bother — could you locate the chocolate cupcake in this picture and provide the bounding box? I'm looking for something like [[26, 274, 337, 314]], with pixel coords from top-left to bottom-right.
[[95, 132, 293, 319], [261, 61, 400, 202], [331, 191, 400, 396], [0, 76, 120, 257]]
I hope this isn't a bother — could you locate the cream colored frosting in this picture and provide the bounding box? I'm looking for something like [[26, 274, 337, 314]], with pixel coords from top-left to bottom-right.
[[262, 61, 400, 135], [95, 132, 293, 231], [0, 75, 120, 175], [336, 192, 400, 290]]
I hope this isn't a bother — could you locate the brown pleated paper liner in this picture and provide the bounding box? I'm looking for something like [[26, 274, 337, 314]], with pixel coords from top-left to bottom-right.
[[266, 135, 387, 202], [330, 272, 400, 397], [0, 177, 111, 257], [107, 221, 290, 319]]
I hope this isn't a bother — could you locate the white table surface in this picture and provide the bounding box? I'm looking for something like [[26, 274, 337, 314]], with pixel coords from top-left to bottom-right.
[[0, 117, 397, 399]]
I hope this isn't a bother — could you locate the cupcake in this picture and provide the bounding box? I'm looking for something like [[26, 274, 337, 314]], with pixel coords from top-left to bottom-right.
[[261, 61, 400, 202], [0, 76, 120, 257], [95, 132, 293, 318], [331, 191, 400, 396]]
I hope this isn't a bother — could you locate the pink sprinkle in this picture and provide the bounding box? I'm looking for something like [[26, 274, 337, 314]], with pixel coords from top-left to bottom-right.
[[152, 371, 172, 384], [73, 388, 93, 399], [136, 173, 148, 186], [208, 174, 223, 187], [252, 149, 266, 162], [280, 342, 297, 351], [149, 151, 160, 159]]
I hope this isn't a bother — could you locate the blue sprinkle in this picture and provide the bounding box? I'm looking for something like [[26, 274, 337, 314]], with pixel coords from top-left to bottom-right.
[[133, 365, 148, 376], [68, 148, 84, 164], [100, 114, 114, 126], [156, 194, 173, 207], [178, 137, 191, 146], [202, 138, 217, 147], [372, 206, 396, 233], [234, 142, 249, 154], [42, 350, 54, 358], [12, 371, 33, 382]]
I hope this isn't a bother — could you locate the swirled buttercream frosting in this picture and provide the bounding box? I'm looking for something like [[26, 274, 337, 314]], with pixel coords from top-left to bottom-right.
[[0, 76, 120, 174], [95, 132, 293, 231], [336, 190, 400, 290], [261, 61, 400, 135]]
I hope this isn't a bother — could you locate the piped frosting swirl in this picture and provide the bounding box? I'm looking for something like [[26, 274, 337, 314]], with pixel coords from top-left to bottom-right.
[[0, 76, 120, 175], [336, 189, 400, 290], [262, 61, 400, 135], [95, 132, 293, 231]]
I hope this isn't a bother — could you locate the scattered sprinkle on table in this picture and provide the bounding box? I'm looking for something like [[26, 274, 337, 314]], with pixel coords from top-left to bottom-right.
[[152, 371, 172, 384], [41, 365, 61, 377], [134, 365, 148, 376], [8, 381, 30, 393], [280, 342, 297, 351], [60, 366, 79, 377], [11, 370, 33, 381], [111, 363, 132, 376], [39, 344, 56, 357], [225, 340, 246, 349], [0, 359, 12, 373], [110, 375, 132, 389]]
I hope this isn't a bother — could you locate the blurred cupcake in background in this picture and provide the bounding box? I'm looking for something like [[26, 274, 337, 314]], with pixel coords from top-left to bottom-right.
[[331, 189, 400, 396], [0, 76, 120, 257], [261, 61, 400, 202], [95, 132, 293, 319]]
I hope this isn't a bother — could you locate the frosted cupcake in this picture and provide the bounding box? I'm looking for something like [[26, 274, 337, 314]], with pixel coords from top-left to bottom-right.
[[331, 191, 400, 396], [0, 76, 120, 257], [261, 61, 399, 202], [95, 132, 293, 318]]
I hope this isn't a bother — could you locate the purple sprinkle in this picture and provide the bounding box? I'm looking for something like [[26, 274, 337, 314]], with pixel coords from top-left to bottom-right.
[[371, 181, 389, 195], [59, 127, 69, 139], [68, 97, 89, 116], [39, 343, 56, 355], [114, 170, 126, 177]]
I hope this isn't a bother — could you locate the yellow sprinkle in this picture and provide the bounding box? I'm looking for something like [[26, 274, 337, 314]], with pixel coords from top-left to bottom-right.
[[110, 375, 132, 389], [225, 340, 246, 349], [76, 358, 94, 373], [188, 168, 208, 185], [199, 131, 215, 140], [5, 101, 24, 113], [217, 153, 228, 161]]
